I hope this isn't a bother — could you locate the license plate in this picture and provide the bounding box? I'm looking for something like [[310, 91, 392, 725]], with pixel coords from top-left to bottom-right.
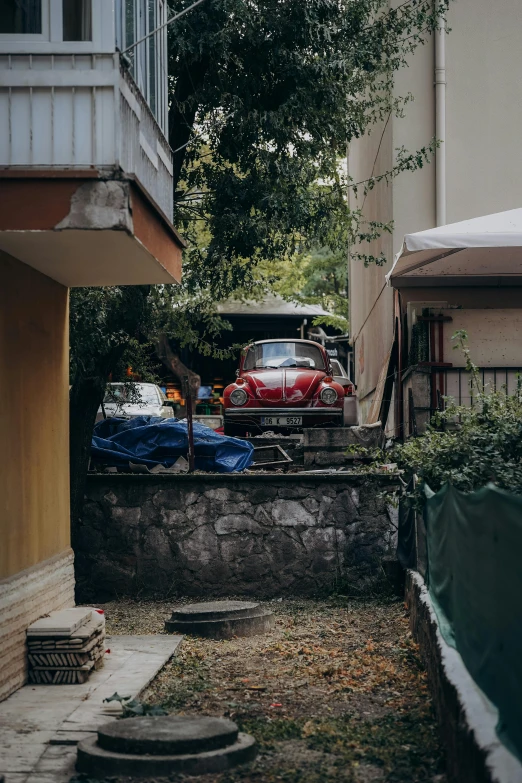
[[261, 416, 302, 426]]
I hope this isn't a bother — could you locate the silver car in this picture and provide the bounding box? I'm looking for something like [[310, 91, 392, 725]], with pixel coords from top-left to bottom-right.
[[330, 359, 358, 426], [96, 382, 175, 423]]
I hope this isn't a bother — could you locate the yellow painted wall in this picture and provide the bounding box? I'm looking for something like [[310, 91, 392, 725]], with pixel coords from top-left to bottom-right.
[[0, 252, 70, 579]]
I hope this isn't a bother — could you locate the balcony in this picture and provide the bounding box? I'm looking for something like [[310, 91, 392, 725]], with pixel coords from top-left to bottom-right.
[[0, 53, 173, 218], [0, 52, 183, 286]]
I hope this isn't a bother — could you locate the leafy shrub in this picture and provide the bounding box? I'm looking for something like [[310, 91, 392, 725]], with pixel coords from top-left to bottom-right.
[[362, 331, 522, 506]]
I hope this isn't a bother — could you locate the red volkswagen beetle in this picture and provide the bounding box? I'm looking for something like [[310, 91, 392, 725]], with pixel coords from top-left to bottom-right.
[[223, 339, 347, 437]]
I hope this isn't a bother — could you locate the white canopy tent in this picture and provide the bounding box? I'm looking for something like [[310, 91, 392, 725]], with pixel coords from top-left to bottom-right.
[[387, 208, 522, 287]]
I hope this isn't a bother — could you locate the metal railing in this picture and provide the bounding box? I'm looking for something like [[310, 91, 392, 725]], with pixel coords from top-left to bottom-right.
[[119, 66, 173, 219], [406, 366, 522, 437], [430, 366, 522, 415]]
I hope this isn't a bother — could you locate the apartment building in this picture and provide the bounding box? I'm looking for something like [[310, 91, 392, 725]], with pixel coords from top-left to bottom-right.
[[349, 0, 522, 434], [0, 0, 184, 700]]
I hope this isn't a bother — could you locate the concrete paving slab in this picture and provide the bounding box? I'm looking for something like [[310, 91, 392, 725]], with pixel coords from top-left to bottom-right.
[[33, 746, 77, 774], [25, 776, 71, 783], [0, 634, 182, 783], [49, 731, 95, 746]]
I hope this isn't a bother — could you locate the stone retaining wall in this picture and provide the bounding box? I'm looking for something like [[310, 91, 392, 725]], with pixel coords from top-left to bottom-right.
[[76, 474, 399, 602]]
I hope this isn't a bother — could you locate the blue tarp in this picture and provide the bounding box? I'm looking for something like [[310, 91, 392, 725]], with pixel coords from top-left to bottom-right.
[[91, 416, 254, 473]]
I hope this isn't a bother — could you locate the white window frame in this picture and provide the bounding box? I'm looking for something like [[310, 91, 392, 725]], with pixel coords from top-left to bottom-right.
[[0, 0, 50, 43], [0, 0, 115, 53], [117, 0, 168, 134]]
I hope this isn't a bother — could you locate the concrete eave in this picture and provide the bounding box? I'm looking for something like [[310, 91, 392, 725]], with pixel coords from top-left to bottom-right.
[[0, 174, 184, 286]]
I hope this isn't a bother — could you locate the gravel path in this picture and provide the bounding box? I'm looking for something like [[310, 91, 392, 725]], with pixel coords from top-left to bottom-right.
[[89, 597, 446, 783]]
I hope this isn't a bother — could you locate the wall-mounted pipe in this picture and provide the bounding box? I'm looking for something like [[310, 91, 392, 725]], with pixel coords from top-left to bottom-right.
[[346, 140, 351, 346], [435, 16, 447, 226]]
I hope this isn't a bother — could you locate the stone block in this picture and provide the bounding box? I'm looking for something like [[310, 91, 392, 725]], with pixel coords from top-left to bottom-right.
[[176, 526, 219, 565], [110, 506, 141, 526], [214, 515, 261, 535], [330, 490, 359, 525], [270, 499, 316, 527], [152, 488, 190, 509]]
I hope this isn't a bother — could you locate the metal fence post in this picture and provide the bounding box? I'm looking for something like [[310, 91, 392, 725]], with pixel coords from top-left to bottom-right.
[[182, 375, 195, 473]]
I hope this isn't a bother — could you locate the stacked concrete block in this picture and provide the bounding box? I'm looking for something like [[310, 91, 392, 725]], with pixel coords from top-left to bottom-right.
[[27, 607, 105, 684], [303, 425, 384, 467]]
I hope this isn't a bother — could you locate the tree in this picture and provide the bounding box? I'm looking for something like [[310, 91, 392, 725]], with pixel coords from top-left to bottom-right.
[[170, 0, 448, 293], [69, 285, 227, 527], [255, 245, 350, 332], [70, 0, 449, 526]]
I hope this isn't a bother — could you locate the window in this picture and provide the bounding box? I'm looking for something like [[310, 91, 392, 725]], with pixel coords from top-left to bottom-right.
[[118, 0, 168, 132], [62, 0, 91, 41], [124, 0, 135, 50], [104, 384, 161, 405], [330, 360, 348, 378], [148, 0, 156, 117], [244, 343, 326, 371], [0, 0, 42, 34]]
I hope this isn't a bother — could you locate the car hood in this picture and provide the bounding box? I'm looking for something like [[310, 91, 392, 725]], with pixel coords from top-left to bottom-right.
[[243, 369, 324, 404]]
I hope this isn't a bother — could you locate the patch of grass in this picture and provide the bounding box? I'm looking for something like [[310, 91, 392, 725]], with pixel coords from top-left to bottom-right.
[[302, 710, 443, 780], [233, 709, 443, 781], [237, 716, 304, 747]]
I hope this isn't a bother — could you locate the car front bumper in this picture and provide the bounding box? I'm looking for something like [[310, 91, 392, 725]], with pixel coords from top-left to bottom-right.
[[224, 407, 343, 429]]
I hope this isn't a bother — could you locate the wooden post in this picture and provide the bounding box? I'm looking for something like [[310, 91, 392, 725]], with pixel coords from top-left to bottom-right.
[[408, 387, 418, 437], [182, 375, 195, 473]]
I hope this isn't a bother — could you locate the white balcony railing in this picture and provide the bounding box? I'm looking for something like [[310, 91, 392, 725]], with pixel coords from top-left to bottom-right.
[[0, 53, 173, 220]]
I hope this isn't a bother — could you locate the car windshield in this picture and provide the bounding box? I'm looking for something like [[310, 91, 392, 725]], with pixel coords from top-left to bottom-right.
[[104, 384, 160, 405], [243, 342, 326, 371], [330, 360, 348, 378]]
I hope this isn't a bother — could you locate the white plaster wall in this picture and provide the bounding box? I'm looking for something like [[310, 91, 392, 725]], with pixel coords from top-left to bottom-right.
[[445, 0, 522, 222], [349, 115, 394, 406], [350, 24, 434, 420], [392, 31, 436, 252], [440, 309, 522, 368]]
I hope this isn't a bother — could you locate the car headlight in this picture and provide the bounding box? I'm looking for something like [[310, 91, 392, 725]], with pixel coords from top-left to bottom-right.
[[320, 386, 338, 405], [230, 388, 248, 406]]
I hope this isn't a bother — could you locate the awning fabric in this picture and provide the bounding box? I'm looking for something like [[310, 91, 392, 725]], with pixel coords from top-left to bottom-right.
[[388, 208, 522, 286]]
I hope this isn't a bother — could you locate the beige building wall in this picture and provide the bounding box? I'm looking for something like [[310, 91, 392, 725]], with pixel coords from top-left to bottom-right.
[[350, 0, 522, 427], [445, 0, 522, 222], [349, 117, 393, 420], [0, 253, 74, 700]]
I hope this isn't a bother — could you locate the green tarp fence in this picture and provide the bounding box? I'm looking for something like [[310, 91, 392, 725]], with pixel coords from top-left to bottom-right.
[[425, 482, 522, 761]]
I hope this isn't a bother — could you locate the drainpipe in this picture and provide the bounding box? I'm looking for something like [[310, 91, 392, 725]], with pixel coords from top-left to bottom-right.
[[435, 14, 447, 226], [346, 140, 351, 339]]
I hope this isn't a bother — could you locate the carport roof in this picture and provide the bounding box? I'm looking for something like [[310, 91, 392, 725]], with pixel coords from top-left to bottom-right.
[[217, 293, 331, 317], [388, 207, 522, 287]]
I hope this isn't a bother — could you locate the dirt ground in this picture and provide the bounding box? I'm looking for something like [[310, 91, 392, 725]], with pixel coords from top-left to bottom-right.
[[76, 597, 446, 783]]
